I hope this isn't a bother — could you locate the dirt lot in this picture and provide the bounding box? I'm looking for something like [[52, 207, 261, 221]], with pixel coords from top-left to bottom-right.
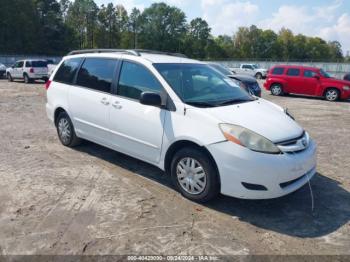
[[0, 79, 349, 256]]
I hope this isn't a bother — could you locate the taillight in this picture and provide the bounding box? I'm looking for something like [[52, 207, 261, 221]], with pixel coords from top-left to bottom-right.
[[30, 68, 34, 73], [45, 80, 52, 90]]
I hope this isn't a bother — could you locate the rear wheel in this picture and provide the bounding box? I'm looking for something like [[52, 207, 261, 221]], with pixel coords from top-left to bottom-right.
[[324, 88, 339, 101], [56, 112, 81, 147], [170, 147, 220, 203], [24, 74, 31, 84], [270, 84, 283, 96], [7, 73, 13, 82], [255, 73, 263, 79]]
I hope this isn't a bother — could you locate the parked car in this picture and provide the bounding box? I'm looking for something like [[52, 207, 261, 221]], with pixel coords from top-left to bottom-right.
[[344, 73, 350, 82], [209, 63, 261, 97], [0, 63, 6, 78], [6, 59, 49, 83], [230, 64, 268, 79], [46, 49, 317, 202], [264, 65, 350, 101]]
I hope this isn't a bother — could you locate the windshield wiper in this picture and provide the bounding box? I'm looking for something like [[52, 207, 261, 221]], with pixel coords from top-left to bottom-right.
[[185, 101, 217, 108], [216, 98, 254, 106]]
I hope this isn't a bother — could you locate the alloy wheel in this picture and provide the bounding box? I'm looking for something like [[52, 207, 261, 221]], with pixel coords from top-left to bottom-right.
[[325, 90, 338, 101], [58, 118, 71, 144]]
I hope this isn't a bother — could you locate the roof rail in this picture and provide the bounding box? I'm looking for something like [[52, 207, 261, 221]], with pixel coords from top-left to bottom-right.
[[67, 49, 187, 58], [133, 49, 187, 58], [67, 49, 139, 56]]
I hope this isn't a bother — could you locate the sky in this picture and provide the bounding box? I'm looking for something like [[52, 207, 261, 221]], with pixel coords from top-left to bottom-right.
[[94, 0, 350, 54]]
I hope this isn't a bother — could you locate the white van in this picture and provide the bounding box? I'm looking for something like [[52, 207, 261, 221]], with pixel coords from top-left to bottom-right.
[[46, 49, 317, 202]]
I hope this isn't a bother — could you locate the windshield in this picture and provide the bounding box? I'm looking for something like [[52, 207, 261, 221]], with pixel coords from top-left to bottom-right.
[[320, 69, 331, 78], [154, 63, 253, 107], [209, 63, 233, 76]]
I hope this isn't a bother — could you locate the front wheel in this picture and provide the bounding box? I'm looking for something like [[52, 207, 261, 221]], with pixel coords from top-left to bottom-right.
[[56, 112, 81, 147], [270, 84, 283, 96], [7, 73, 13, 82], [324, 88, 339, 102], [170, 147, 220, 203]]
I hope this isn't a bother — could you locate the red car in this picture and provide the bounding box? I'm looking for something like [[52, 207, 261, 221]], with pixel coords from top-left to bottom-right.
[[264, 65, 350, 101]]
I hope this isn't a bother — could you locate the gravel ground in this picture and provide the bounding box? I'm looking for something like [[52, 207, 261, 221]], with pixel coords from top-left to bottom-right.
[[0, 79, 349, 256]]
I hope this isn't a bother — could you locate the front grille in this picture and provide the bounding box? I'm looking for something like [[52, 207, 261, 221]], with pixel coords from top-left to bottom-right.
[[276, 132, 310, 153]]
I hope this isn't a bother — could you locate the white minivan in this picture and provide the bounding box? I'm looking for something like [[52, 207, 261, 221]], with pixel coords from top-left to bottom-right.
[[46, 49, 317, 202]]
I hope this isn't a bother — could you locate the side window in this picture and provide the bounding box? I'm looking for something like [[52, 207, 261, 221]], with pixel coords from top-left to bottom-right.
[[242, 65, 251, 69], [76, 58, 118, 93], [54, 58, 82, 84], [15, 61, 24, 68], [287, 68, 300, 77], [272, 67, 284, 75], [118, 61, 163, 100], [25, 61, 31, 67], [304, 70, 317, 78]]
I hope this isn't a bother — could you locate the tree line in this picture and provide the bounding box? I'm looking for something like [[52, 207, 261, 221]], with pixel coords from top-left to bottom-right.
[[0, 0, 348, 62]]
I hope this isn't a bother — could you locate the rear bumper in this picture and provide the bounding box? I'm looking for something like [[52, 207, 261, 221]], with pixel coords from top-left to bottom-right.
[[46, 103, 54, 123], [28, 73, 48, 79], [207, 139, 317, 199]]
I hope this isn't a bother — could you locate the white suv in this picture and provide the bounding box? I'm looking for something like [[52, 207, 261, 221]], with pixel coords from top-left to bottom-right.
[[46, 49, 317, 202], [7, 59, 49, 83]]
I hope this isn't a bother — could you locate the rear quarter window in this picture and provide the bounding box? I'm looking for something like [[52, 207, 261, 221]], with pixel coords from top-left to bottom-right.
[[53, 58, 82, 84], [271, 67, 285, 75]]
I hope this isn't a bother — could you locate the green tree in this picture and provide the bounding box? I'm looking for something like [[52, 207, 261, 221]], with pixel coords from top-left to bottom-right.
[[183, 18, 211, 59], [138, 3, 186, 52], [66, 0, 98, 49]]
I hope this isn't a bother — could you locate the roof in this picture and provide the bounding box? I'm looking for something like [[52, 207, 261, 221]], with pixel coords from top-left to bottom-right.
[[272, 64, 320, 70], [66, 49, 202, 64]]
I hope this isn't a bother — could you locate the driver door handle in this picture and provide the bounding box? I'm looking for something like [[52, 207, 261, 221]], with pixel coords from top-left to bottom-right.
[[112, 101, 122, 109], [101, 97, 110, 106]]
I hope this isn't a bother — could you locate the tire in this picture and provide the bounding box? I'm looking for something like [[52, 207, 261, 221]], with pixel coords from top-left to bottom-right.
[[324, 88, 340, 102], [255, 73, 263, 80], [7, 73, 13, 82], [170, 147, 220, 203], [56, 112, 81, 147], [24, 74, 31, 84], [270, 84, 283, 96]]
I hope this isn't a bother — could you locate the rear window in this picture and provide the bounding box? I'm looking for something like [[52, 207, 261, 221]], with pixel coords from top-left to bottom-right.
[[287, 68, 301, 76], [54, 58, 82, 84], [31, 61, 47, 67], [271, 67, 284, 75], [76, 58, 118, 93]]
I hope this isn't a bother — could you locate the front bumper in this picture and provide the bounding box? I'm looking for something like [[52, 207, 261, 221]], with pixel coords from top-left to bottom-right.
[[207, 139, 317, 199], [341, 89, 350, 100]]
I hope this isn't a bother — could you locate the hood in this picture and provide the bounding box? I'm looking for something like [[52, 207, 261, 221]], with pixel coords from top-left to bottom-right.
[[229, 74, 256, 83], [199, 99, 303, 143], [324, 78, 350, 85]]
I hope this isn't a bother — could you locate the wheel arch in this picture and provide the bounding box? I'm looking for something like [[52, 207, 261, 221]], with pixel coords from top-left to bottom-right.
[[54, 107, 68, 126], [164, 140, 221, 185], [323, 86, 341, 96]]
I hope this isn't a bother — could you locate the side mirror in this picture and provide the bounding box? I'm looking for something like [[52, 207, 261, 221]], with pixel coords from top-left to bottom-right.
[[140, 92, 162, 107]]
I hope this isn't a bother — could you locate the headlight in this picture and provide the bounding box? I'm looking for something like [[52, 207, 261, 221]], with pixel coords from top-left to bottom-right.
[[219, 124, 281, 154], [343, 86, 350, 91]]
